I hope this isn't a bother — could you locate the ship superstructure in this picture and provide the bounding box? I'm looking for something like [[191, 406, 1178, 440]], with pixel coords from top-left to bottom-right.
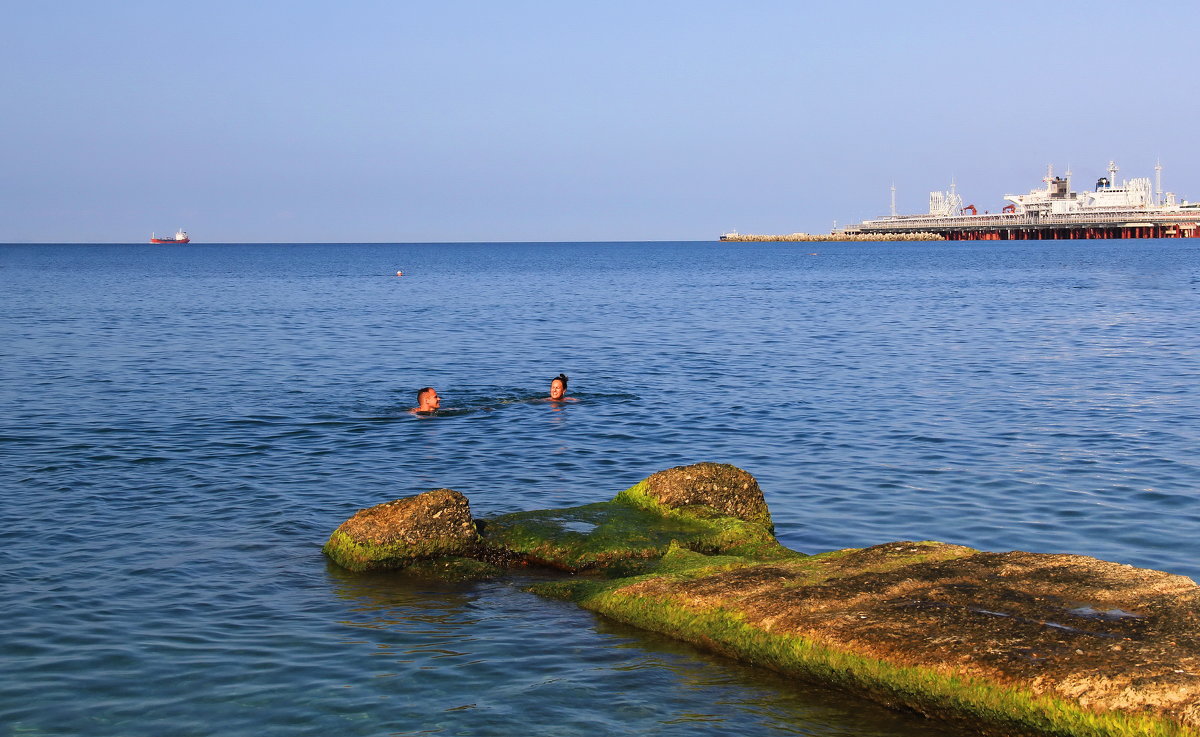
[[840, 162, 1200, 240]]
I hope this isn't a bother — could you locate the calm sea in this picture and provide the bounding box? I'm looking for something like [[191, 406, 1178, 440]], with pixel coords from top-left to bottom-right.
[[3, 240, 1198, 736]]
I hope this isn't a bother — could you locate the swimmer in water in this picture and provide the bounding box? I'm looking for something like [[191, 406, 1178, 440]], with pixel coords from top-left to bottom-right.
[[412, 386, 441, 413], [548, 373, 576, 402]]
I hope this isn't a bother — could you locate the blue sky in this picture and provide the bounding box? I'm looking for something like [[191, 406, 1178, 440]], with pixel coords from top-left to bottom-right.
[[2, 1, 1198, 242]]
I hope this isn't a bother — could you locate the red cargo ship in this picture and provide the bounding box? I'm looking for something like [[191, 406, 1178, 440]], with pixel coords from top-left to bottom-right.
[[150, 229, 190, 244]]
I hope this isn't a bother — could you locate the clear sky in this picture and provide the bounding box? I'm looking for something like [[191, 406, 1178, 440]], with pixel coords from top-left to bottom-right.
[[3, 0, 1198, 243]]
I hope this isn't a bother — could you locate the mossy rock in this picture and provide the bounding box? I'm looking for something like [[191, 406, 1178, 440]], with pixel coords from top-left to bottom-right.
[[323, 463, 783, 576], [615, 462, 774, 531], [320, 464, 1200, 734], [480, 497, 793, 574], [323, 488, 481, 572], [533, 542, 1200, 737]]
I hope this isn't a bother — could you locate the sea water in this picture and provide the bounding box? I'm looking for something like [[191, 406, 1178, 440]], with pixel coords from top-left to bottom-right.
[[3, 240, 1199, 736]]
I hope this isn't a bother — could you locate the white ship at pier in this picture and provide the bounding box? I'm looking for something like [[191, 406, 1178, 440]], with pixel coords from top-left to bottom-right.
[[840, 162, 1200, 240]]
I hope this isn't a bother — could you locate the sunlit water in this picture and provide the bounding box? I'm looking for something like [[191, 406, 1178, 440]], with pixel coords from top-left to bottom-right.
[[3, 240, 1199, 736]]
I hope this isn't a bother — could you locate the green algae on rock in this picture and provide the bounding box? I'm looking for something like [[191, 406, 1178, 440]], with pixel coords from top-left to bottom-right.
[[478, 499, 790, 574], [479, 463, 791, 573], [322, 488, 480, 572], [533, 541, 1200, 737], [615, 462, 773, 531], [321, 462, 785, 575]]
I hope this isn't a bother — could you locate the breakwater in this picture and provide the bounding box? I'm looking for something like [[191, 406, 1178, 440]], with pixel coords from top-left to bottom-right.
[[720, 232, 945, 242]]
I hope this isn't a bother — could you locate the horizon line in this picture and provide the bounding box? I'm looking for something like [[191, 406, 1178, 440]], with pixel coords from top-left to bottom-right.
[[0, 239, 724, 245]]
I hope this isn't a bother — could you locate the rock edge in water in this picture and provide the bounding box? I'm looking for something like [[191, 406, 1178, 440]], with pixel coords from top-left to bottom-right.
[[322, 463, 1200, 737], [323, 488, 480, 572]]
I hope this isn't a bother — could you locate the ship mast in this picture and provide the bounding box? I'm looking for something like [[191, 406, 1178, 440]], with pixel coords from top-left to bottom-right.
[[890, 183, 897, 217], [1108, 161, 1119, 188], [1155, 158, 1163, 206]]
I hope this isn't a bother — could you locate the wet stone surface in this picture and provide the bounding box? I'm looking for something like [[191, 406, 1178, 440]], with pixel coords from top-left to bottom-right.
[[640, 462, 773, 530], [617, 542, 1200, 729], [322, 488, 481, 571]]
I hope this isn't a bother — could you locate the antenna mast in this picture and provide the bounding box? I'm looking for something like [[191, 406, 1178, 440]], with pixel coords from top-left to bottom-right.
[[890, 183, 897, 216]]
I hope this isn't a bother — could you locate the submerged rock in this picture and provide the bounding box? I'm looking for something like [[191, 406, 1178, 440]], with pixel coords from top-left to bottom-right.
[[322, 488, 480, 572]]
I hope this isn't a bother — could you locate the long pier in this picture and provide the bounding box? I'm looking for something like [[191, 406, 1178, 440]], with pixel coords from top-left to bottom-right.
[[842, 210, 1200, 241], [719, 232, 944, 242], [722, 213, 1200, 243]]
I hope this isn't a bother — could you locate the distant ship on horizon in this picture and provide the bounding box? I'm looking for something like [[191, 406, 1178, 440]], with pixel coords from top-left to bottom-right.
[[150, 229, 190, 244]]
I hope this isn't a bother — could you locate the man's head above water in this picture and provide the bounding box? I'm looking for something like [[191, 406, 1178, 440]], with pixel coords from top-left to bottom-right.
[[415, 386, 441, 412]]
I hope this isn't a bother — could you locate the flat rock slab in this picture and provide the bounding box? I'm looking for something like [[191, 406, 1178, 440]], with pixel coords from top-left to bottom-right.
[[539, 541, 1200, 736]]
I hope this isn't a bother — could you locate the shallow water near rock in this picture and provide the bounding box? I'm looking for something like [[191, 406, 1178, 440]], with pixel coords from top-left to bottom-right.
[[3, 240, 1200, 735]]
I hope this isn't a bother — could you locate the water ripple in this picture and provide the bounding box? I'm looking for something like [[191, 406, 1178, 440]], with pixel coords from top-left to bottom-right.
[[4, 241, 1200, 736]]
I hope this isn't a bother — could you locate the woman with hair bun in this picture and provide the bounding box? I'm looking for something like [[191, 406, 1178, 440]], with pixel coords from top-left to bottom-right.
[[548, 374, 574, 402]]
